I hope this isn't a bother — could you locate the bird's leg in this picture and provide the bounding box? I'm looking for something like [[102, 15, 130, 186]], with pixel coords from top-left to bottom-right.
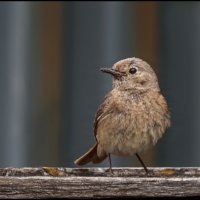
[[108, 154, 113, 174], [135, 153, 148, 174]]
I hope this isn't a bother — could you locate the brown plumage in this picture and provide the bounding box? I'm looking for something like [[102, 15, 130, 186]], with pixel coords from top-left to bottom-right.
[[74, 57, 170, 172]]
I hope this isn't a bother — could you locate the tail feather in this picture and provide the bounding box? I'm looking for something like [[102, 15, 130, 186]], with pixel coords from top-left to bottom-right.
[[74, 143, 107, 166]]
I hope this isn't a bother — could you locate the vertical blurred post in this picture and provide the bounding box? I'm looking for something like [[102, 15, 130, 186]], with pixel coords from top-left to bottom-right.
[[135, 2, 158, 166], [193, 3, 200, 166], [158, 2, 198, 166], [0, 2, 38, 167], [36, 2, 62, 165]]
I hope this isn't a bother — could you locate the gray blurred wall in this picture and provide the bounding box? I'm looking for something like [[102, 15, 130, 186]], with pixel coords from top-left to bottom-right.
[[0, 2, 200, 168]]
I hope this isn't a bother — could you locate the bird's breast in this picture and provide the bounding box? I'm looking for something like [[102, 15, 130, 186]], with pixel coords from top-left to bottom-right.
[[96, 90, 170, 156]]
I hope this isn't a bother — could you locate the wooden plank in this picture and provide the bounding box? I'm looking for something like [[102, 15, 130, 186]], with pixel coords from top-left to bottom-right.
[[0, 167, 199, 198]]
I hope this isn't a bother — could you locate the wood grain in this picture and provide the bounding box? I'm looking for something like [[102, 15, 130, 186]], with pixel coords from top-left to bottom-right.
[[0, 167, 199, 198]]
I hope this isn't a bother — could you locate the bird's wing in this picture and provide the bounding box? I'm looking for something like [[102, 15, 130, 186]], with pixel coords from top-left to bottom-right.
[[93, 93, 112, 141]]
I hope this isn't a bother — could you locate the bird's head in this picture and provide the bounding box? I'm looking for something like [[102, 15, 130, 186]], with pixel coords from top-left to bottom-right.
[[101, 57, 160, 92]]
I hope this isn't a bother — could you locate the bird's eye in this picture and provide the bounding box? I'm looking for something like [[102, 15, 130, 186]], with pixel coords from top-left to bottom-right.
[[129, 67, 137, 74]]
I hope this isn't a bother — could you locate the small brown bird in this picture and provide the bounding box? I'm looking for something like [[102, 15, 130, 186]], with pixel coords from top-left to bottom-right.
[[74, 57, 170, 173]]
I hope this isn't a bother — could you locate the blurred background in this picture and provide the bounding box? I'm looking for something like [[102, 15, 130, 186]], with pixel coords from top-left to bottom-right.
[[0, 1, 199, 167]]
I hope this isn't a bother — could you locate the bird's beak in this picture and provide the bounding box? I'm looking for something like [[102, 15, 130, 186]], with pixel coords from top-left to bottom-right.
[[100, 68, 126, 78]]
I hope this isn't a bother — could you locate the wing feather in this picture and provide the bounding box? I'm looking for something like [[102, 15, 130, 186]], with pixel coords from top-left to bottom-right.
[[93, 93, 112, 140]]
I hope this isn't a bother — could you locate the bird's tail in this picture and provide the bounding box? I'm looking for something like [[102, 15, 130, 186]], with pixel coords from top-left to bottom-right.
[[74, 143, 107, 166]]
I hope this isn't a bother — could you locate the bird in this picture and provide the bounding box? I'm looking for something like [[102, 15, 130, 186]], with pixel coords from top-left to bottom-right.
[[74, 57, 170, 173]]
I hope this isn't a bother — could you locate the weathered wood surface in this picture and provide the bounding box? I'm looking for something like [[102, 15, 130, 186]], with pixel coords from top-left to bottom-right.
[[0, 167, 199, 199]]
